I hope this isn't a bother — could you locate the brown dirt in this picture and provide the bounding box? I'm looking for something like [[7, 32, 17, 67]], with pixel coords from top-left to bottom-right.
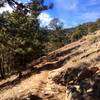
[[0, 30, 100, 100]]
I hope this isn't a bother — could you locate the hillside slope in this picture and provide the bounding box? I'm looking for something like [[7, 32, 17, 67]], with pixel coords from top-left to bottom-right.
[[0, 30, 100, 100]]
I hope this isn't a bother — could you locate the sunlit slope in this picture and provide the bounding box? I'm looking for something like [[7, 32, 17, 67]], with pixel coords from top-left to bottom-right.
[[0, 30, 100, 100]]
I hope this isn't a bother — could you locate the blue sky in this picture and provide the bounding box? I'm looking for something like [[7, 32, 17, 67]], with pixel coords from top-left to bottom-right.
[[43, 0, 100, 28], [1, 0, 100, 28]]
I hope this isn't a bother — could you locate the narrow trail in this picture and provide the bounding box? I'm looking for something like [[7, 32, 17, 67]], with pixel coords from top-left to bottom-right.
[[35, 71, 49, 95], [0, 30, 100, 100], [0, 71, 49, 100]]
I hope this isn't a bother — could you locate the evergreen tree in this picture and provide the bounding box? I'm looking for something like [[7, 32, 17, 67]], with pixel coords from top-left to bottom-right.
[[0, 0, 52, 78]]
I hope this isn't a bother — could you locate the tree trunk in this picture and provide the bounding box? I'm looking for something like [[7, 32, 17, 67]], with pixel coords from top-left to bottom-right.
[[18, 70, 22, 78], [0, 66, 5, 79]]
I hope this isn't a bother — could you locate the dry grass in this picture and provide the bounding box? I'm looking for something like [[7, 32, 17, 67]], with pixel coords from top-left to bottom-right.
[[0, 30, 100, 100]]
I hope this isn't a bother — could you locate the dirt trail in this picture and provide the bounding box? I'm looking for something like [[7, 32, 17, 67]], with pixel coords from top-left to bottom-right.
[[0, 30, 100, 100], [0, 71, 49, 100]]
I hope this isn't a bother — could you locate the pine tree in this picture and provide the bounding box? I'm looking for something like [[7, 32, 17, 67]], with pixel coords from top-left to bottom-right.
[[0, 0, 53, 79]]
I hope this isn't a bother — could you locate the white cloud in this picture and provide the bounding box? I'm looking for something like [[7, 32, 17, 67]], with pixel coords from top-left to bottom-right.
[[86, 0, 99, 6], [0, 4, 13, 13], [38, 12, 67, 28], [38, 12, 53, 27], [55, 0, 78, 11], [79, 12, 100, 21], [64, 0, 78, 11]]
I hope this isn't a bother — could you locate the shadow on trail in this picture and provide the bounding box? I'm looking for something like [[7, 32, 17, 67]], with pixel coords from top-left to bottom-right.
[[0, 57, 67, 91], [37, 58, 66, 72], [28, 95, 43, 100], [0, 71, 33, 91]]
